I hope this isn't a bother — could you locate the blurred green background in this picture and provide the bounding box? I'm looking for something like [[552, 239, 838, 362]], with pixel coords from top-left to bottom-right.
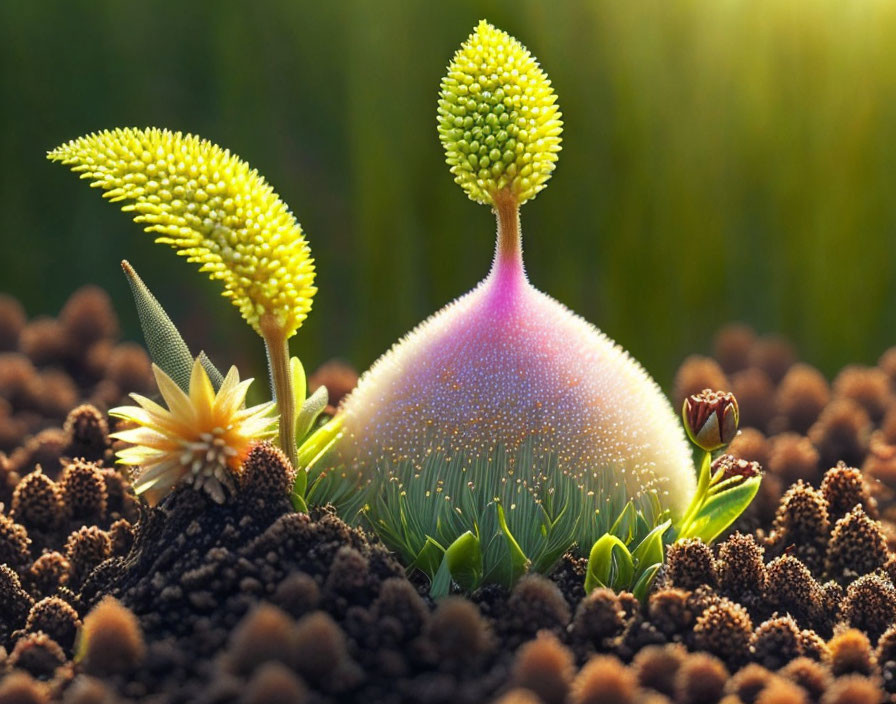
[[3, 0, 896, 388]]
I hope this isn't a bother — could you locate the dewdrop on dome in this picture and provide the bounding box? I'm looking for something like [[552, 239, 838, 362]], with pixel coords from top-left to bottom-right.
[[316, 21, 695, 527]]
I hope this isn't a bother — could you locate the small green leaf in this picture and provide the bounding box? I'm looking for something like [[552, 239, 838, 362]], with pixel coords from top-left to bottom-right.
[[496, 502, 529, 587], [121, 260, 195, 392], [294, 416, 344, 498], [296, 385, 328, 442], [609, 501, 637, 543], [411, 536, 446, 577], [290, 356, 307, 404], [681, 475, 761, 544], [585, 534, 634, 593], [631, 519, 671, 569], [632, 563, 662, 602], [445, 531, 483, 591], [290, 491, 308, 513], [430, 554, 453, 598]]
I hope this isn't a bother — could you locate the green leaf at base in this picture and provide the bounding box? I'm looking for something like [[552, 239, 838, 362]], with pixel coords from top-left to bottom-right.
[[679, 475, 761, 544], [445, 531, 483, 591], [585, 534, 634, 593]]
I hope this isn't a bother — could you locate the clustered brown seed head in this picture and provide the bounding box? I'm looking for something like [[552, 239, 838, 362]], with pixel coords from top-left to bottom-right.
[[726, 662, 773, 704], [0, 511, 31, 570], [772, 481, 830, 541], [511, 631, 575, 704], [64, 525, 111, 586], [79, 596, 145, 677], [825, 506, 889, 581], [692, 599, 753, 666], [570, 655, 638, 704], [8, 630, 67, 679], [667, 539, 717, 590], [764, 555, 825, 625], [809, 400, 872, 470], [426, 596, 494, 663], [24, 596, 81, 652], [826, 628, 876, 677], [745, 335, 796, 385], [506, 574, 571, 642], [833, 366, 893, 424], [821, 464, 875, 520], [572, 587, 626, 647], [713, 324, 757, 375], [768, 434, 820, 485], [10, 428, 67, 477], [240, 441, 297, 498], [27, 551, 70, 597], [842, 574, 896, 640], [59, 458, 108, 520], [631, 643, 687, 697], [751, 615, 804, 670], [0, 670, 49, 704], [775, 363, 831, 435], [731, 368, 776, 432], [11, 468, 61, 532], [646, 588, 693, 638], [716, 532, 767, 597], [675, 652, 729, 704], [62, 404, 110, 463], [780, 657, 833, 701]]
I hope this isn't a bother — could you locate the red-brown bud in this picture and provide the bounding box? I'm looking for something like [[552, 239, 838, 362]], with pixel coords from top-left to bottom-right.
[[683, 389, 739, 452], [710, 454, 762, 483]]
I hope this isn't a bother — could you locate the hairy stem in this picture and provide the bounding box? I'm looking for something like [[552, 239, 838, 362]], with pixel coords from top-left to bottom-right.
[[492, 188, 523, 272], [261, 315, 297, 469]]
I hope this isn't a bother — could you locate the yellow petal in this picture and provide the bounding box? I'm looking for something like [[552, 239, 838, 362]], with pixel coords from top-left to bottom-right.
[[188, 358, 216, 425], [153, 364, 196, 423]]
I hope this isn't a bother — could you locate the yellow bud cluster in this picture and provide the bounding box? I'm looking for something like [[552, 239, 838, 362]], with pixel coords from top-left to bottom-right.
[[49, 128, 316, 338], [437, 20, 563, 207]]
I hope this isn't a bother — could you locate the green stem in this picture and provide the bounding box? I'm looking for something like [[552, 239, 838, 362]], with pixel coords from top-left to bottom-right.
[[261, 315, 297, 469], [677, 451, 712, 539]]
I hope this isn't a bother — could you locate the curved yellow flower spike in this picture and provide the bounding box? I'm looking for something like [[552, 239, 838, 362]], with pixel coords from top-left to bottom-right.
[[437, 20, 563, 207], [48, 128, 316, 339]]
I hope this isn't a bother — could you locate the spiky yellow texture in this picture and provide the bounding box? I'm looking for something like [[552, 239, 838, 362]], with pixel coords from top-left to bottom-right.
[[48, 128, 316, 338], [437, 21, 562, 206], [110, 359, 276, 506]]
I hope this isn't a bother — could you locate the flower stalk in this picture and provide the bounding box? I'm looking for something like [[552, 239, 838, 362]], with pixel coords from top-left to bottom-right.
[[260, 314, 297, 468]]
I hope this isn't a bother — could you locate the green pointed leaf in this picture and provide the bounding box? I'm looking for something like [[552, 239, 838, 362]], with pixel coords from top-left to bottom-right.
[[290, 491, 308, 513], [681, 475, 761, 544], [609, 501, 637, 542], [445, 531, 483, 591], [585, 534, 634, 593], [294, 416, 344, 498], [496, 502, 529, 587], [296, 385, 328, 442], [632, 563, 662, 602], [290, 356, 307, 405], [198, 350, 225, 391], [411, 536, 446, 577], [121, 260, 195, 391], [631, 519, 671, 569], [430, 553, 453, 598]]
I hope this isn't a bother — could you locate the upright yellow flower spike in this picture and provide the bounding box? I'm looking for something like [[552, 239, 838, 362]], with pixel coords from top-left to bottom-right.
[[437, 20, 563, 206], [48, 128, 316, 339]]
